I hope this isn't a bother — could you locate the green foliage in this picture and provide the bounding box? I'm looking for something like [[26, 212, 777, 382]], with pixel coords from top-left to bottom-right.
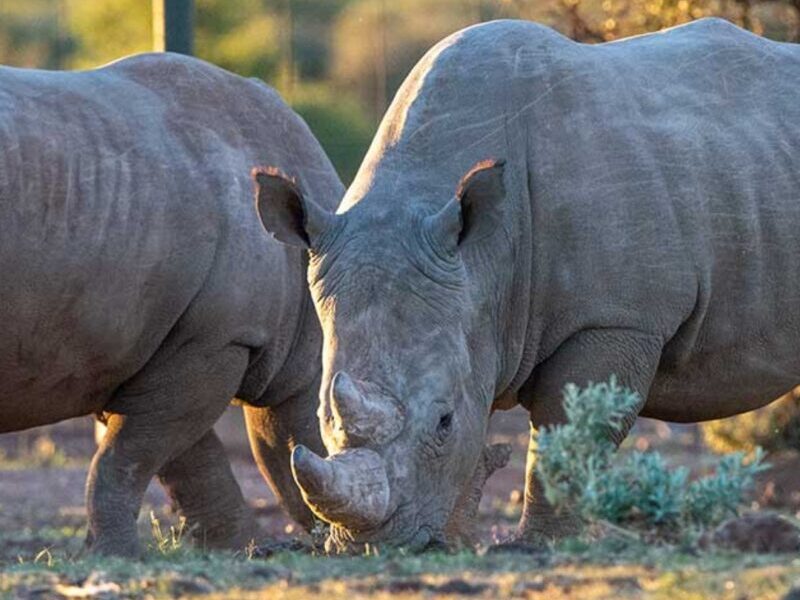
[[331, 0, 511, 120], [702, 390, 800, 454], [65, 0, 151, 69], [194, 0, 280, 80], [535, 378, 768, 536], [0, 0, 73, 69], [291, 84, 375, 183], [0, 434, 71, 469], [685, 448, 767, 525], [65, 0, 282, 78], [535, 377, 640, 512]]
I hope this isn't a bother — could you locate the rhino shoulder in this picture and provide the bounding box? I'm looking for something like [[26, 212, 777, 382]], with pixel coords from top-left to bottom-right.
[[103, 52, 285, 108]]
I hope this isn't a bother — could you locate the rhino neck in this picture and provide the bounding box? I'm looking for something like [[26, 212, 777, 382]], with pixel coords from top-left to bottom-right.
[[237, 268, 322, 408], [462, 173, 536, 411]]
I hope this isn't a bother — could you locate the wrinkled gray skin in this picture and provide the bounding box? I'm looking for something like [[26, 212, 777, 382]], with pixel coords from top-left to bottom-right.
[[256, 18, 800, 550], [0, 53, 342, 556]]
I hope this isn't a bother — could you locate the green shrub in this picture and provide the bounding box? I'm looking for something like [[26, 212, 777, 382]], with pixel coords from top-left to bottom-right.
[[535, 377, 768, 538], [290, 84, 374, 184]]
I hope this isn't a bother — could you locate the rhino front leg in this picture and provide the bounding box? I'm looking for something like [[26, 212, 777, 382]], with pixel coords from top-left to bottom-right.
[[85, 346, 248, 557], [445, 443, 512, 547], [243, 385, 325, 533], [158, 428, 256, 550], [515, 328, 663, 545]]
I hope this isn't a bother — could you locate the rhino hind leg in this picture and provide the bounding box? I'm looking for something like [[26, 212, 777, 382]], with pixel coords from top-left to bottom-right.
[[158, 428, 257, 550], [513, 328, 663, 546], [85, 345, 249, 557], [243, 389, 326, 533]]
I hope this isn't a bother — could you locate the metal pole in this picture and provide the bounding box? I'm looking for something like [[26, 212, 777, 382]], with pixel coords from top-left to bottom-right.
[[152, 0, 194, 55]]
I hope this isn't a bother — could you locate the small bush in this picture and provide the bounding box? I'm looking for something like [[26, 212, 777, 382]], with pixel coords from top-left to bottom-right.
[[535, 377, 768, 538]]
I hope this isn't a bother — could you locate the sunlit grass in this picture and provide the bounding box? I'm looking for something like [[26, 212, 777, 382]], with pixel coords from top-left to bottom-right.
[[3, 529, 800, 599]]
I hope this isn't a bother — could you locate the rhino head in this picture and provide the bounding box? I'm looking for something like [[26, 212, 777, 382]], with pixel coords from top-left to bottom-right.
[[253, 159, 506, 551]]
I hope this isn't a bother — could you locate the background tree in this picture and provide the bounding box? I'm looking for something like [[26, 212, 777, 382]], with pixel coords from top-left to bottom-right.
[[331, 0, 510, 122]]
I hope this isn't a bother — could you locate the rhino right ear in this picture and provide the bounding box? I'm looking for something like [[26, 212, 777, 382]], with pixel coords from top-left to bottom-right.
[[424, 159, 506, 253], [252, 166, 335, 249]]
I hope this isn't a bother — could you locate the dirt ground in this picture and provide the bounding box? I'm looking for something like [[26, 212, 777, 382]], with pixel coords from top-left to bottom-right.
[[2, 408, 800, 598], [0, 406, 571, 561], [3, 407, 799, 550]]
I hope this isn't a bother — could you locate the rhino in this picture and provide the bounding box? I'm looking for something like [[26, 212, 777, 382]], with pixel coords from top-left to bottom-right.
[[0, 53, 342, 556], [254, 18, 800, 551]]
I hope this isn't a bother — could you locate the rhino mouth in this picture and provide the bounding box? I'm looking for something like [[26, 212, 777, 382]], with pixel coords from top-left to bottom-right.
[[323, 501, 448, 554], [326, 523, 443, 554]]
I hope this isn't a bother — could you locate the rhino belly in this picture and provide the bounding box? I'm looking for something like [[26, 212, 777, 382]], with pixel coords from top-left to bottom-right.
[[0, 260, 197, 433], [0, 369, 112, 433], [644, 343, 800, 423]]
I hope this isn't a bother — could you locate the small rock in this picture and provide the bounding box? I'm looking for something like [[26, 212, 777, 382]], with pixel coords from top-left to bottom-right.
[[608, 576, 642, 591], [245, 538, 311, 558], [248, 564, 291, 580], [486, 540, 549, 556], [435, 578, 490, 595], [12, 584, 58, 599], [164, 575, 214, 596], [384, 579, 427, 593], [783, 584, 800, 600], [159, 572, 216, 597], [513, 576, 547, 594], [700, 512, 800, 554]]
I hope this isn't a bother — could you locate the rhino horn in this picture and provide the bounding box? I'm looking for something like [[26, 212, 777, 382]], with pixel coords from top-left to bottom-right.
[[291, 445, 391, 530], [329, 371, 403, 446]]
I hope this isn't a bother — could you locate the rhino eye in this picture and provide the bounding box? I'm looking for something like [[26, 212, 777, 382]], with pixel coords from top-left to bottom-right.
[[437, 412, 454, 436]]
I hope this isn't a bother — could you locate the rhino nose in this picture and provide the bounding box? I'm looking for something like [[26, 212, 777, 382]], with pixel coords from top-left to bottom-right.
[[329, 371, 404, 446]]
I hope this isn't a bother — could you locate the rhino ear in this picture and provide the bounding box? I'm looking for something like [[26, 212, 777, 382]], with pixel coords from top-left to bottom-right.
[[425, 159, 506, 251], [252, 166, 335, 249]]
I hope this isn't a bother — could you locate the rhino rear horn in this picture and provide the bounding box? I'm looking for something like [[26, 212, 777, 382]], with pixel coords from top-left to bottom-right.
[[329, 371, 403, 446]]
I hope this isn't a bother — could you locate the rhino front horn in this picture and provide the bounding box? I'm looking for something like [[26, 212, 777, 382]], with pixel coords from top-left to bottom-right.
[[291, 445, 391, 530], [330, 371, 403, 446], [290, 444, 334, 496]]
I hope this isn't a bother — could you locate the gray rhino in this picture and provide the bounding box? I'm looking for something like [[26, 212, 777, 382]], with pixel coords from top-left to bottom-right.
[[0, 53, 342, 556], [255, 18, 800, 550]]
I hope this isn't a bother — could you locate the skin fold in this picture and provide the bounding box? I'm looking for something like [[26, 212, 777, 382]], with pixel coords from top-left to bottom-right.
[[0, 53, 341, 556], [255, 18, 800, 551]]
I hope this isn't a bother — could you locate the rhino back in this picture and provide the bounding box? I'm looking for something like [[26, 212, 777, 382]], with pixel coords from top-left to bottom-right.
[[349, 19, 800, 409], [0, 53, 341, 430]]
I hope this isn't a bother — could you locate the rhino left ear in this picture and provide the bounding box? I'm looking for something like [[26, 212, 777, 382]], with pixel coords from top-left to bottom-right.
[[425, 158, 506, 251], [252, 166, 335, 249]]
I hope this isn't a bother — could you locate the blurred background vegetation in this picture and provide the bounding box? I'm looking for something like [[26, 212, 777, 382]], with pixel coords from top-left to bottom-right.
[[0, 0, 797, 182]]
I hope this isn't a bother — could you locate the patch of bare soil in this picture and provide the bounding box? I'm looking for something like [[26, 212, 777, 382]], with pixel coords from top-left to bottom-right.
[[0, 414, 296, 565]]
